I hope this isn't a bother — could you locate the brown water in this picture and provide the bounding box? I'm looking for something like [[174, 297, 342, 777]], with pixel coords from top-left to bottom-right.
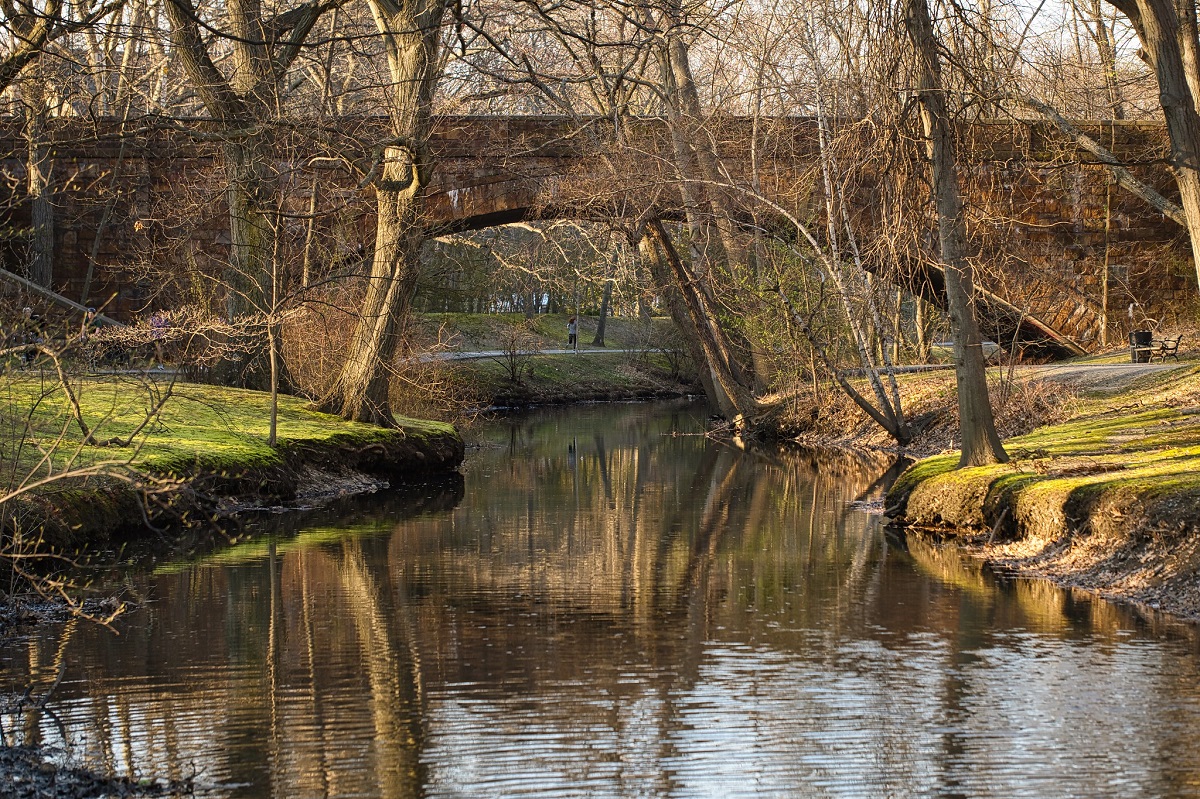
[[3, 399, 1200, 798]]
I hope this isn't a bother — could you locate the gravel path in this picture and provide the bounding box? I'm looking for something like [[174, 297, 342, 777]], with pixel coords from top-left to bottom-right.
[[1015, 362, 1179, 391]]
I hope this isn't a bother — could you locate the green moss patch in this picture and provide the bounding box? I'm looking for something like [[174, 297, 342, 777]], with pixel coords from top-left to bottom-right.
[[889, 363, 1200, 619], [3, 376, 455, 474], [2, 376, 462, 546]]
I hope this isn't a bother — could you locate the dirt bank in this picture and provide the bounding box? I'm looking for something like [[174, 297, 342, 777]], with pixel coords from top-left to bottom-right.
[[2, 379, 465, 550], [886, 362, 1200, 622], [16, 425, 464, 549]]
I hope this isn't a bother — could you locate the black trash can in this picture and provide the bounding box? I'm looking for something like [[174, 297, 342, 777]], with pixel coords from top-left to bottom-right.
[[1130, 330, 1153, 363]]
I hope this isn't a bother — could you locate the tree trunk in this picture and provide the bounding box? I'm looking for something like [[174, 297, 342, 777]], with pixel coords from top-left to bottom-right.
[[639, 232, 724, 411], [915, 295, 932, 362], [223, 137, 273, 319], [645, 221, 756, 425], [651, 21, 758, 395], [1107, 0, 1200, 290], [314, 0, 445, 425], [25, 86, 53, 288], [316, 158, 424, 425], [906, 0, 1008, 467], [1088, 0, 1127, 118], [592, 278, 612, 346]]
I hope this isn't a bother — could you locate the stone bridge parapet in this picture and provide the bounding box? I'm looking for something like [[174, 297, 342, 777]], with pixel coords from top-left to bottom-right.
[[0, 115, 1191, 353]]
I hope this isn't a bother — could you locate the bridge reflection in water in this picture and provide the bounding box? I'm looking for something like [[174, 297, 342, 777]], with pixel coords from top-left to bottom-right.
[[3, 399, 1200, 798]]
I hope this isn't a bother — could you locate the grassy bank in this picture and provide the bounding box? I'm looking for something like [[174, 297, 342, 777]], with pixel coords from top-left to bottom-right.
[[887, 362, 1200, 620], [346, 313, 697, 422], [407, 311, 677, 353], [2, 375, 463, 547]]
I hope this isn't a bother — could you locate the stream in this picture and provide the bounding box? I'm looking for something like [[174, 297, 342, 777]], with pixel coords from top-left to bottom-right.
[[2, 399, 1200, 797]]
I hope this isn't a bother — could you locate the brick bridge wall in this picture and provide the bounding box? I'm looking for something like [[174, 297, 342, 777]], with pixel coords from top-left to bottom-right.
[[0, 116, 1191, 345]]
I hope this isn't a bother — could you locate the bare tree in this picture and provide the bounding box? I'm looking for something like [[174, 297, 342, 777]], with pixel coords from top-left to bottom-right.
[[0, 0, 123, 94], [314, 0, 449, 425], [905, 0, 1008, 466], [1102, 0, 1200, 291], [163, 0, 343, 319]]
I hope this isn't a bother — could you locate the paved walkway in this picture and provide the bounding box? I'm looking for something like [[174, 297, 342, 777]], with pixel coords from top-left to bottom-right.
[[414, 347, 638, 362], [1015, 361, 1178, 390]]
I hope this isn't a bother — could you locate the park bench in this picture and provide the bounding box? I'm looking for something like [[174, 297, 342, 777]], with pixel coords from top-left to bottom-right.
[[1150, 334, 1183, 362]]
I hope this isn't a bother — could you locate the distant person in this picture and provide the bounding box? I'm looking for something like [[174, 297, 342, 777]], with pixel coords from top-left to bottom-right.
[[567, 316, 577, 349], [20, 306, 42, 365], [149, 310, 170, 369], [80, 307, 97, 342]]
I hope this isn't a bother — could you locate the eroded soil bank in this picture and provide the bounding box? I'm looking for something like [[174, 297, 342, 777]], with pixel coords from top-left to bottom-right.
[[886, 363, 1200, 622], [2, 379, 465, 550]]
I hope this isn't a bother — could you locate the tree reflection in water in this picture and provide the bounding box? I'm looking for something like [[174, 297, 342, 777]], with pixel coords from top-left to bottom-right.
[[3, 400, 1200, 798]]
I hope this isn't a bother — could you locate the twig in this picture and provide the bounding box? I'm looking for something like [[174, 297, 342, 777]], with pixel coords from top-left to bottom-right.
[[987, 506, 1011, 546]]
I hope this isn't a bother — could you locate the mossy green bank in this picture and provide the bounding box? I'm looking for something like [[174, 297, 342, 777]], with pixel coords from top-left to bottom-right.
[[888, 363, 1200, 620], [2, 376, 463, 547]]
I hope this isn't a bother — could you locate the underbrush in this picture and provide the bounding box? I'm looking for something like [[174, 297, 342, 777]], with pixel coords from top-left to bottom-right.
[[773, 368, 1080, 458]]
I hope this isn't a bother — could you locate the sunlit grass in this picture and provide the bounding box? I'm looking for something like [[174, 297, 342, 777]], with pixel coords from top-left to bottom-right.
[[1, 375, 455, 477], [414, 311, 675, 352], [892, 362, 1200, 537]]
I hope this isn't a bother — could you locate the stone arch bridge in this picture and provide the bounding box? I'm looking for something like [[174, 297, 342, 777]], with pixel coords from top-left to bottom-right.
[[0, 116, 1191, 357]]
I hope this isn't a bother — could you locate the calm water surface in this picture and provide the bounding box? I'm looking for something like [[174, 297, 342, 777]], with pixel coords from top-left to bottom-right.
[[3, 400, 1200, 798]]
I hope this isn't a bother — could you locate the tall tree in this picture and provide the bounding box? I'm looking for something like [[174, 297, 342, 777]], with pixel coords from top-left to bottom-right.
[[2, 0, 124, 287], [904, 0, 1008, 467], [0, 0, 123, 93], [164, 0, 341, 319], [1103, 0, 1200, 290], [315, 0, 448, 425]]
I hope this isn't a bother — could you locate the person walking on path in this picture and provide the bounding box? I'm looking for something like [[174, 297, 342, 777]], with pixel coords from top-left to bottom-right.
[[19, 306, 43, 365], [567, 316, 578, 350]]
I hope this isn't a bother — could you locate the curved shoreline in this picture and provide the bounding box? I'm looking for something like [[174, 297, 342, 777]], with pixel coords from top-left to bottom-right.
[[9, 421, 465, 550], [1, 378, 466, 551], [885, 364, 1200, 624]]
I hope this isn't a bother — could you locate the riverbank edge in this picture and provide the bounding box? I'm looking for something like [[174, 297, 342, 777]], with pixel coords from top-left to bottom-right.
[[883, 366, 1200, 623], [8, 420, 465, 551]]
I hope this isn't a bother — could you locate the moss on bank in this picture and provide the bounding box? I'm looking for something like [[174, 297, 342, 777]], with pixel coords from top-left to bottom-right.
[[2, 376, 463, 547], [887, 364, 1200, 620]]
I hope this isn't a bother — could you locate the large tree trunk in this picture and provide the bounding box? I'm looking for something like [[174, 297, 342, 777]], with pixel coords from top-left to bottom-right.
[[639, 232, 723, 410], [645, 220, 757, 425], [1107, 0, 1200, 290], [661, 24, 745, 270], [906, 0, 1008, 468], [316, 159, 423, 425], [223, 137, 273, 318], [650, 16, 758, 396], [314, 0, 445, 426]]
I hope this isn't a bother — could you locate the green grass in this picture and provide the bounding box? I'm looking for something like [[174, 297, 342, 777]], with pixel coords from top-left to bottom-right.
[[892, 363, 1200, 537], [1, 375, 455, 478], [411, 312, 676, 352], [449, 350, 689, 406]]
